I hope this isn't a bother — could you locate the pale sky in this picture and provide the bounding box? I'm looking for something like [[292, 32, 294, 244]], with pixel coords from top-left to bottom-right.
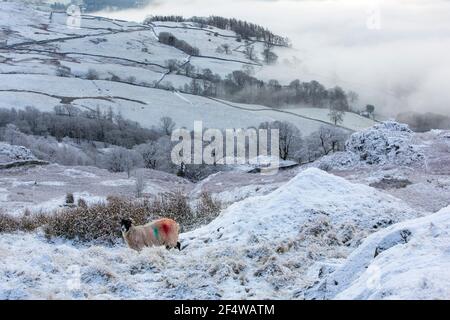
[[97, 0, 450, 116]]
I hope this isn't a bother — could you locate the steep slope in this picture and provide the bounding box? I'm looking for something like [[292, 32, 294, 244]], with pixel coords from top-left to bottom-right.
[[0, 168, 421, 299]]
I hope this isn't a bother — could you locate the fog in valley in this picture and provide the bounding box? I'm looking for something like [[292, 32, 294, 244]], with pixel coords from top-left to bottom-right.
[[96, 0, 450, 118]]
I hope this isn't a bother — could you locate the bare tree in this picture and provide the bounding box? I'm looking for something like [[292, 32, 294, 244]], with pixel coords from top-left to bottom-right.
[[135, 141, 159, 169], [328, 106, 345, 126], [308, 126, 348, 157], [259, 121, 302, 160], [165, 59, 179, 72], [103, 147, 142, 178], [222, 44, 231, 54], [159, 117, 176, 136]]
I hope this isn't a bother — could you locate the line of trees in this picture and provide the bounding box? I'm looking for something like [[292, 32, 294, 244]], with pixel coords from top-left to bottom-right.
[[0, 106, 159, 148], [1, 106, 349, 181], [177, 69, 350, 110], [145, 15, 290, 47]]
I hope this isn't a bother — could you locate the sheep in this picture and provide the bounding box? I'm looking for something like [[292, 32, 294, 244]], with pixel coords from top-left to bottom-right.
[[121, 218, 181, 251]]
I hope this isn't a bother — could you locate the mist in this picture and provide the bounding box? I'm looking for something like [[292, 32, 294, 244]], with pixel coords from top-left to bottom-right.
[[95, 0, 450, 117]]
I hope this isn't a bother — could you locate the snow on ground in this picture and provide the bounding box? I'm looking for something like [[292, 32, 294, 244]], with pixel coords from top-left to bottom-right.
[[0, 142, 36, 164], [316, 121, 425, 170], [0, 1, 377, 136], [213, 184, 280, 206], [0, 74, 363, 134], [0, 164, 192, 216], [312, 122, 450, 213], [0, 168, 421, 299], [152, 24, 252, 62], [0, 187, 8, 201], [306, 205, 450, 300]]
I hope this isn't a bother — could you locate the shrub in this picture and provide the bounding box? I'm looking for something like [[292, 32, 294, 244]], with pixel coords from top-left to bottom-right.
[[44, 197, 149, 244], [148, 191, 193, 230], [195, 192, 222, 225], [126, 76, 136, 84], [77, 198, 88, 208], [56, 67, 71, 77], [0, 212, 20, 233], [20, 212, 51, 231], [1, 192, 222, 243], [0, 211, 50, 233], [66, 193, 74, 204], [86, 68, 99, 80], [110, 74, 121, 82]]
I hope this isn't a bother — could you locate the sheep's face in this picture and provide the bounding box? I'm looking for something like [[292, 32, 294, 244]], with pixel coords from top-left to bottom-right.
[[121, 218, 133, 233]]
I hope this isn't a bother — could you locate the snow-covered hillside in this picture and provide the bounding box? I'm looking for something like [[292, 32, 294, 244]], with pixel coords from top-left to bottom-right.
[[0, 168, 422, 299], [0, 1, 376, 134], [313, 122, 450, 213], [2, 2, 449, 301]]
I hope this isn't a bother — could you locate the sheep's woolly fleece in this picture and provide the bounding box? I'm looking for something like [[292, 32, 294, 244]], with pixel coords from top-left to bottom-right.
[[0, 169, 420, 299]]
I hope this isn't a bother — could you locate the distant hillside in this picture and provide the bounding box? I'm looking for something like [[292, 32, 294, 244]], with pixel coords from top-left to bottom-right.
[[61, 0, 152, 12], [145, 15, 290, 47], [0, 1, 376, 135]]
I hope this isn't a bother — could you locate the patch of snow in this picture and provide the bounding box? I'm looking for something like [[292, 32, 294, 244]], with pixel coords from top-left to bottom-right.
[[213, 184, 279, 205], [100, 179, 135, 187], [0, 168, 421, 299], [317, 121, 425, 170], [62, 169, 97, 179], [0, 187, 9, 202], [23, 192, 106, 215], [0, 142, 36, 164], [306, 205, 450, 300], [39, 181, 66, 187]]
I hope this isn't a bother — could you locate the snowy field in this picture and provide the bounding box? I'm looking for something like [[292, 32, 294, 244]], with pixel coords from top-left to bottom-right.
[[0, 163, 192, 216], [0, 168, 422, 299], [0, 1, 377, 135]]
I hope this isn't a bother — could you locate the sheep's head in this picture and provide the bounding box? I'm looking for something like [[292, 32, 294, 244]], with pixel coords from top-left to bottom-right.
[[121, 218, 133, 233]]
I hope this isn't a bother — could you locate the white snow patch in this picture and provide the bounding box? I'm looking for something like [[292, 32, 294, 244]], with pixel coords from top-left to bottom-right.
[[62, 169, 97, 179], [100, 179, 135, 187], [213, 184, 279, 205], [0, 187, 9, 202], [0, 142, 36, 164], [306, 205, 450, 300]]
